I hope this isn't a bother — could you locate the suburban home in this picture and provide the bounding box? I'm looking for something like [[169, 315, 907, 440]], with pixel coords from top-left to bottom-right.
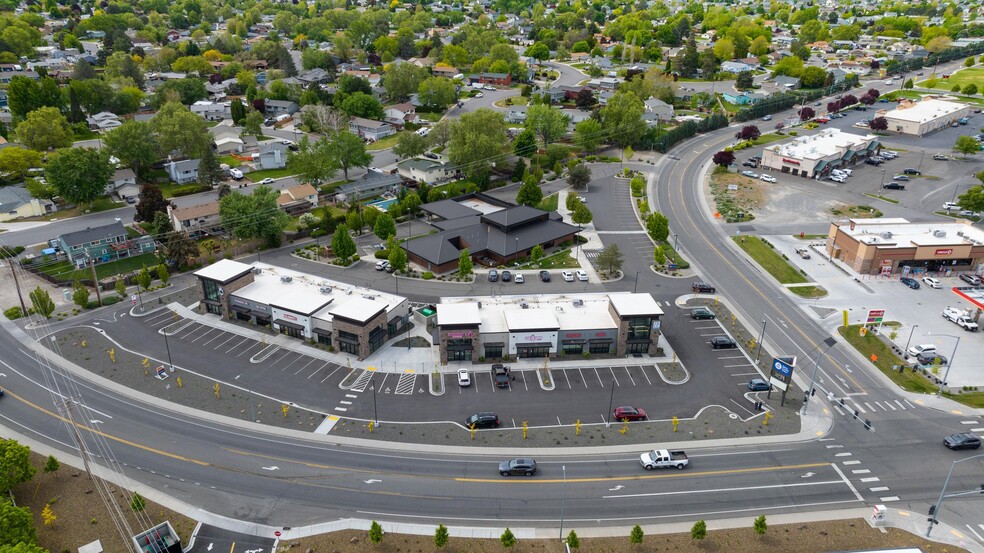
[[643, 98, 674, 122], [473, 72, 511, 86], [773, 75, 802, 90], [168, 201, 221, 237], [165, 159, 201, 184], [431, 65, 458, 78], [277, 183, 319, 215], [383, 103, 419, 127], [106, 168, 137, 198], [721, 61, 756, 73], [265, 100, 299, 116], [191, 100, 230, 121], [397, 157, 460, 185], [349, 117, 395, 142], [506, 107, 527, 124], [335, 173, 403, 203], [0, 186, 54, 222], [256, 143, 287, 170], [58, 221, 156, 268], [722, 91, 764, 105], [86, 111, 122, 131], [296, 68, 333, 86]]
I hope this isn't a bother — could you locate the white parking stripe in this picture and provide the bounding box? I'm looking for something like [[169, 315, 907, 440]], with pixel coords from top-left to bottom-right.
[[339, 401, 352, 405], [834, 452, 853, 457], [640, 366, 653, 386], [333, 407, 347, 412], [562, 368, 572, 389], [295, 358, 317, 375], [825, 444, 844, 449], [224, 337, 249, 354], [213, 334, 239, 349], [320, 365, 342, 383], [860, 477, 880, 483], [961, 420, 978, 425], [842, 460, 861, 465], [972, 428, 984, 432], [879, 496, 900, 502], [852, 469, 871, 474], [578, 368, 588, 388], [201, 331, 228, 346], [308, 362, 329, 379], [869, 486, 890, 492], [623, 366, 636, 386], [895, 400, 907, 410], [609, 366, 620, 386]]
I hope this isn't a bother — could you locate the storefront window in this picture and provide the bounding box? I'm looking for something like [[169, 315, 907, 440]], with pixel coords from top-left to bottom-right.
[[202, 279, 221, 302], [627, 342, 649, 354], [589, 341, 612, 354], [562, 341, 584, 355], [484, 345, 503, 359], [517, 345, 550, 358], [316, 332, 332, 346], [338, 340, 359, 355], [626, 317, 651, 341], [205, 303, 221, 315], [368, 327, 386, 354]]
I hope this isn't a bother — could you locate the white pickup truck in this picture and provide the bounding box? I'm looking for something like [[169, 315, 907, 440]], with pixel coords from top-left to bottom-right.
[[942, 307, 979, 331], [639, 449, 689, 470]]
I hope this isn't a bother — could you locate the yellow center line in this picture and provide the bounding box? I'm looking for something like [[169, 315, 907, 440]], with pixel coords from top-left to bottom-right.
[[459, 462, 830, 483], [7, 390, 210, 466]]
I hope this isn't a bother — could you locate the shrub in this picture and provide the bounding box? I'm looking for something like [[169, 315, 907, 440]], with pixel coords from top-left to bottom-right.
[[4, 306, 24, 320], [130, 493, 146, 512], [374, 250, 390, 259], [422, 272, 434, 279], [630, 524, 644, 544], [369, 521, 383, 544], [102, 296, 121, 305]]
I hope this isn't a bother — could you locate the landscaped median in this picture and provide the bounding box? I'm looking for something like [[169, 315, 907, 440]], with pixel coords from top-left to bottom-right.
[[732, 236, 827, 298]]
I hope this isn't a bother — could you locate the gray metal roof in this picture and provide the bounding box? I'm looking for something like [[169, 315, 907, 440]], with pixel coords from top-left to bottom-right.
[[0, 186, 35, 212], [337, 173, 402, 196], [59, 221, 127, 247], [421, 199, 481, 221], [482, 205, 546, 230]]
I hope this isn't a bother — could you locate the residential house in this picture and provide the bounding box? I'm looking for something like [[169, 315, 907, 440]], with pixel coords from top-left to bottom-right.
[[105, 168, 138, 198], [0, 186, 54, 222], [397, 157, 459, 185], [561, 108, 594, 124], [431, 65, 458, 78], [721, 61, 756, 73], [87, 111, 122, 131], [276, 183, 319, 215], [473, 72, 511, 86], [191, 100, 230, 121], [506, 107, 527, 124], [587, 77, 620, 91], [644, 98, 674, 122], [211, 126, 245, 154], [349, 117, 395, 141], [165, 159, 201, 184], [256, 143, 288, 170], [296, 68, 332, 86], [588, 56, 613, 69], [542, 87, 567, 103], [774, 75, 801, 90], [343, 70, 381, 87], [335, 173, 403, 202], [722, 91, 764, 105], [265, 100, 299, 116], [58, 221, 156, 268], [168, 201, 221, 237], [383, 103, 419, 127]]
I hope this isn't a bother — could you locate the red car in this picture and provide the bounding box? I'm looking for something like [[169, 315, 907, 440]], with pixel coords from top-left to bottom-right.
[[816, 118, 829, 124], [613, 406, 647, 421]]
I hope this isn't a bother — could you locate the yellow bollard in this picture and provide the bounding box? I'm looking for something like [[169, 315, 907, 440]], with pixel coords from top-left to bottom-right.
[[522, 421, 528, 439], [213, 383, 220, 399], [108, 348, 115, 363], [81, 340, 86, 347], [672, 416, 679, 432], [282, 404, 289, 418], [469, 423, 477, 440], [619, 418, 629, 434], [763, 411, 773, 426], [176, 377, 183, 388], [575, 419, 581, 436], [141, 357, 149, 367], [731, 314, 736, 329], [368, 420, 375, 433]]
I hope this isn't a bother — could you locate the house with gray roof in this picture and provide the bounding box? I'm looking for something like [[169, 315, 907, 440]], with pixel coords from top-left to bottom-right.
[[165, 159, 201, 184], [57, 221, 156, 268], [397, 157, 459, 185], [335, 173, 403, 203], [0, 186, 54, 222]]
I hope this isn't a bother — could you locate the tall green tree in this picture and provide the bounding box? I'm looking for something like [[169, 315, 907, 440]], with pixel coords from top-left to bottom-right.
[[15, 107, 72, 151], [136, 266, 152, 291], [243, 109, 264, 136], [513, 128, 537, 157], [45, 148, 114, 209], [525, 104, 569, 148], [383, 62, 429, 101], [197, 148, 225, 188], [287, 136, 339, 186], [449, 109, 507, 183], [646, 212, 670, 242], [524, 42, 549, 61], [338, 92, 384, 119], [388, 244, 407, 273], [373, 212, 396, 241], [458, 248, 473, 277], [330, 131, 373, 181], [955, 135, 980, 157], [156, 263, 170, 286], [597, 243, 624, 276], [0, 497, 37, 548], [573, 118, 604, 153], [218, 185, 291, 247], [150, 102, 211, 159], [0, 438, 36, 492], [230, 98, 246, 124], [600, 92, 646, 147], [572, 202, 593, 224], [0, 147, 43, 182], [105, 51, 145, 87], [104, 120, 159, 177], [29, 286, 55, 319], [516, 175, 543, 206], [115, 279, 127, 299], [567, 163, 591, 190], [331, 224, 357, 260], [393, 131, 428, 159], [135, 183, 170, 223], [164, 232, 200, 270], [417, 77, 457, 108]]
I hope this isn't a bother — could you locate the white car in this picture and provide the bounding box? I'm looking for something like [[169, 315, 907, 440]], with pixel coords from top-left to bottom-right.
[[457, 368, 471, 387], [922, 276, 942, 289], [513, 273, 524, 283], [576, 269, 588, 281], [741, 171, 759, 178], [475, 92, 484, 98], [562, 270, 575, 282], [943, 202, 959, 210], [760, 174, 777, 183], [258, 178, 275, 185], [829, 174, 846, 183]]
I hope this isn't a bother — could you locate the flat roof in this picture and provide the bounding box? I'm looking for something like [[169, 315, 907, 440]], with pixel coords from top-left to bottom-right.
[[194, 259, 253, 283], [835, 218, 984, 248], [504, 309, 560, 331], [442, 293, 639, 334], [608, 293, 665, 317], [328, 296, 388, 323], [436, 303, 482, 326], [766, 128, 878, 161], [885, 98, 968, 123]]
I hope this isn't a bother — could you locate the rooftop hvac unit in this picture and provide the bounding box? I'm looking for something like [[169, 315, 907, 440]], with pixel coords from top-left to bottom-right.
[[319, 286, 332, 294], [521, 302, 529, 309], [280, 275, 293, 283], [957, 231, 965, 237], [934, 230, 947, 238], [252, 268, 262, 275], [880, 232, 893, 239], [362, 294, 375, 300], [477, 302, 482, 309], [573, 299, 584, 307]]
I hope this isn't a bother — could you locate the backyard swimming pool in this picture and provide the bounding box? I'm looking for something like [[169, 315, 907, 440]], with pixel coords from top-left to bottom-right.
[[367, 198, 398, 211]]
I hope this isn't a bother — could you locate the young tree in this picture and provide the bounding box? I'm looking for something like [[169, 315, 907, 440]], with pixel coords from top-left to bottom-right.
[[754, 514, 767, 536], [712, 150, 735, 167], [646, 212, 670, 242], [16, 107, 73, 151], [458, 248, 473, 277], [130, 493, 146, 512], [43, 455, 60, 475], [287, 136, 340, 186], [104, 121, 159, 177], [369, 521, 384, 544], [41, 504, 56, 526], [798, 106, 815, 121], [45, 147, 114, 210], [72, 281, 90, 309], [691, 519, 707, 542], [572, 202, 593, 225], [157, 263, 170, 286], [567, 163, 591, 190], [516, 176, 543, 207], [869, 116, 888, 131], [388, 245, 408, 273], [393, 132, 428, 159], [137, 266, 152, 291], [434, 523, 449, 548], [243, 109, 264, 136], [567, 530, 580, 549], [513, 128, 537, 157], [512, 158, 527, 182], [331, 224, 357, 260], [573, 118, 604, 153], [374, 213, 397, 241], [330, 131, 374, 181], [29, 286, 55, 319], [629, 524, 644, 544], [526, 104, 569, 148], [737, 125, 761, 140], [500, 528, 517, 548], [955, 135, 981, 157], [653, 245, 666, 266], [401, 192, 421, 215], [597, 244, 624, 276], [219, 185, 292, 247], [115, 279, 127, 299], [530, 244, 544, 262]]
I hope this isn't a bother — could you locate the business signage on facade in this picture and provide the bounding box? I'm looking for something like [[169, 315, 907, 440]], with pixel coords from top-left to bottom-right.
[[448, 330, 474, 339], [782, 158, 801, 165], [936, 249, 954, 256], [282, 313, 298, 321]]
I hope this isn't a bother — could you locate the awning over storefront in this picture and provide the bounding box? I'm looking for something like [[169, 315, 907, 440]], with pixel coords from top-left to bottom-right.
[[562, 339, 586, 344], [842, 149, 856, 161], [814, 159, 828, 172], [231, 305, 250, 313], [313, 327, 331, 336], [274, 319, 304, 330], [588, 338, 613, 343], [866, 141, 880, 151], [483, 342, 505, 347]]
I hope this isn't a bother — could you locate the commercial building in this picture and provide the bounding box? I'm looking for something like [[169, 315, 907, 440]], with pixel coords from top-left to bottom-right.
[[826, 218, 984, 275], [435, 292, 663, 363], [882, 98, 973, 136], [761, 128, 881, 179], [194, 260, 410, 360]]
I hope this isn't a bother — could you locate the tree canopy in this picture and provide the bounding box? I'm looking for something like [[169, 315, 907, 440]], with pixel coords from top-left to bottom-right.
[[218, 185, 291, 247], [45, 148, 114, 209]]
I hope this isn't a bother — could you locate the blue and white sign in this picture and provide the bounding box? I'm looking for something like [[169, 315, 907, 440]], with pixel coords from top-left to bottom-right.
[[772, 357, 794, 378]]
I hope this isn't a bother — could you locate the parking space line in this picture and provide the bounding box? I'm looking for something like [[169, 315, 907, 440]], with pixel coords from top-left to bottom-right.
[[520, 370, 528, 391], [308, 362, 329, 379], [225, 337, 249, 354], [178, 323, 204, 339], [640, 366, 653, 386], [275, 352, 299, 370], [724, 364, 753, 369], [201, 331, 229, 346], [562, 368, 572, 389], [693, 325, 719, 330], [623, 366, 636, 386], [730, 371, 759, 377], [557, 416, 562, 426], [320, 365, 342, 383], [377, 372, 391, 390], [334, 407, 347, 412], [189, 327, 216, 342], [577, 368, 589, 388], [608, 367, 619, 387], [213, 334, 239, 350], [294, 358, 318, 376]]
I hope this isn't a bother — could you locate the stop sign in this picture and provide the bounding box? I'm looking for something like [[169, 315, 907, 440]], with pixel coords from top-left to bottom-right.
[[274, 531, 281, 537]]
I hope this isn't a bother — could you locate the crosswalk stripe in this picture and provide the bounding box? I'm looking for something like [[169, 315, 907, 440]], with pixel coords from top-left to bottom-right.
[[864, 402, 876, 411], [885, 402, 897, 411], [870, 486, 890, 492], [879, 496, 900, 502], [834, 452, 853, 457], [833, 405, 845, 416], [860, 477, 880, 483], [961, 420, 978, 425], [853, 403, 867, 414], [842, 460, 861, 465], [895, 400, 907, 410], [826, 444, 844, 449], [852, 469, 871, 474]]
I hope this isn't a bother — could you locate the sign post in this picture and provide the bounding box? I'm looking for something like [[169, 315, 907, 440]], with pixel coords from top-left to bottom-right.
[[866, 309, 885, 334], [769, 356, 796, 406]]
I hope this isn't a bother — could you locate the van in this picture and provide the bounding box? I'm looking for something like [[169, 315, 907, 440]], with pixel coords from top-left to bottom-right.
[[230, 169, 244, 180], [275, 113, 290, 122], [907, 344, 937, 358]]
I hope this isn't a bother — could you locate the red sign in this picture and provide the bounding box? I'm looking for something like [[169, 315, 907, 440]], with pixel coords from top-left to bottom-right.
[[282, 313, 298, 321], [782, 158, 800, 165], [935, 249, 953, 255], [274, 531, 281, 537], [868, 309, 885, 317], [565, 333, 582, 338]]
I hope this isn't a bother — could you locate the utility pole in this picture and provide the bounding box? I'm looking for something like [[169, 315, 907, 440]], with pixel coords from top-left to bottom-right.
[[89, 257, 102, 307], [8, 259, 27, 315], [57, 397, 94, 480]]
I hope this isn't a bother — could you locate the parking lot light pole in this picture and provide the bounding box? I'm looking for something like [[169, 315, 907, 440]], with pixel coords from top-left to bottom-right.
[[755, 317, 768, 361], [371, 374, 379, 427], [633, 271, 640, 294], [919, 149, 926, 172], [903, 324, 919, 356], [928, 333, 960, 397], [559, 465, 567, 540], [605, 379, 615, 428], [163, 327, 174, 373], [803, 337, 837, 414]]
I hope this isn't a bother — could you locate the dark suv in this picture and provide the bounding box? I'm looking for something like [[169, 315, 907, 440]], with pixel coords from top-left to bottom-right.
[[466, 412, 500, 429], [488, 269, 498, 282], [692, 282, 716, 293], [710, 336, 737, 349], [491, 364, 510, 388], [944, 433, 981, 450]]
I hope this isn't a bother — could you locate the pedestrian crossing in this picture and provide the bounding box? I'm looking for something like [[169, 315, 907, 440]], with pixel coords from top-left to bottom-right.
[[831, 397, 916, 416]]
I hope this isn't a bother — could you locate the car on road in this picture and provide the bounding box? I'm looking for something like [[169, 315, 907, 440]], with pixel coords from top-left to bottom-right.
[[760, 174, 777, 183], [944, 433, 981, 450], [465, 412, 500, 429], [933, 154, 949, 161], [903, 168, 921, 175], [907, 343, 938, 358], [748, 379, 771, 391], [613, 406, 647, 421], [539, 270, 551, 282], [692, 281, 716, 293], [691, 307, 715, 320], [475, 92, 483, 98], [513, 273, 524, 283], [488, 269, 498, 282], [741, 171, 759, 178], [892, 175, 909, 181], [491, 364, 510, 388], [258, 178, 275, 185], [562, 270, 574, 282], [882, 182, 905, 190], [762, 114, 773, 121], [900, 277, 920, 289], [710, 336, 737, 349], [457, 369, 471, 387], [922, 276, 942, 288], [501, 270, 511, 282], [576, 269, 588, 282], [960, 274, 981, 285], [499, 458, 537, 476], [943, 202, 960, 210]]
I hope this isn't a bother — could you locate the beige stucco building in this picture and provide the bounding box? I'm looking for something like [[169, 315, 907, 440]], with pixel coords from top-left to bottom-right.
[[882, 98, 973, 136]]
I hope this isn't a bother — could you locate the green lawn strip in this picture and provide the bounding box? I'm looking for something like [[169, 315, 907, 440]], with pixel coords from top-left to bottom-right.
[[247, 167, 295, 180], [732, 236, 808, 284], [217, 155, 243, 168], [367, 132, 403, 151], [23, 198, 125, 221], [837, 324, 939, 395], [933, 211, 980, 222], [788, 285, 827, 298], [36, 252, 161, 282], [918, 67, 984, 90], [515, 249, 579, 270], [158, 182, 212, 199], [751, 133, 787, 145], [417, 111, 444, 122], [864, 193, 900, 204], [792, 234, 827, 240], [658, 241, 690, 269], [537, 193, 558, 211]]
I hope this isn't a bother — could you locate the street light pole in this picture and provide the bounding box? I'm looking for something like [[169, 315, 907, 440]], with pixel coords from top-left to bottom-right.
[[559, 465, 567, 540], [371, 374, 379, 427], [918, 149, 926, 172], [803, 337, 837, 414], [673, 233, 679, 251], [926, 452, 984, 537], [903, 324, 919, 356], [633, 271, 640, 294], [928, 333, 960, 397], [755, 317, 768, 361], [406, 305, 412, 350], [163, 327, 174, 372], [605, 378, 615, 427]]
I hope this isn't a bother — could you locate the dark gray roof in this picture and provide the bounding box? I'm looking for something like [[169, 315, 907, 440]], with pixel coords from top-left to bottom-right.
[[337, 173, 402, 196], [60, 221, 126, 247], [433, 215, 481, 230], [0, 186, 35, 212], [421, 199, 481, 221], [481, 205, 546, 229]]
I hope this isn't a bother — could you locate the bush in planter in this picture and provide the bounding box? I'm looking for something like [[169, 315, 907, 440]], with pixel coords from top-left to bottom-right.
[[423, 272, 434, 279]]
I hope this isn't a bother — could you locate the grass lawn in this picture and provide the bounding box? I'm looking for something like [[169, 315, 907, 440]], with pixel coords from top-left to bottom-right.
[[659, 241, 690, 269], [158, 182, 212, 199], [417, 111, 445, 122], [368, 132, 403, 151], [863, 193, 900, 204], [751, 133, 788, 145], [36, 252, 161, 283], [789, 285, 827, 298], [831, 204, 882, 218], [517, 248, 579, 270], [920, 67, 984, 91], [537, 193, 558, 211], [247, 167, 295, 180], [838, 324, 939, 396], [732, 236, 808, 284], [72, 128, 100, 141], [881, 90, 924, 101], [494, 96, 530, 108], [218, 155, 243, 168], [792, 234, 827, 240], [934, 210, 981, 222], [22, 197, 124, 221]]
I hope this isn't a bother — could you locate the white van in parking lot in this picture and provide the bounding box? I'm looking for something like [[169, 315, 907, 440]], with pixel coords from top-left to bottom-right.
[[907, 343, 937, 358]]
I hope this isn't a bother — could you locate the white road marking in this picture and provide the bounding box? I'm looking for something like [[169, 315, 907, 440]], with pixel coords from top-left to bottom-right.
[[640, 366, 653, 386], [339, 401, 352, 405], [834, 452, 853, 457], [825, 444, 844, 449], [603, 480, 844, 499], [885, 402, 897, 411], [833, 405, 845, 416], [864, 402, 876, 411], [961, 420, 978, 425], [895, 400, 907, 410], [860, 477, 880, 483], [842, 460, 861, 465], [852, 469, 871, 474], [831, 463, 864, 501], [965, 525, 984, 541], [869, 486, 890, 492], [972, 428, 984, 433], [879, 496, 900, 502]]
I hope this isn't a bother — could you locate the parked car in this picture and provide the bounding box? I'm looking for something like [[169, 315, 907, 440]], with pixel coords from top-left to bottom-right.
[[916, 352, 948, 367], [498, 458, 537, 476], [125, 196, 136, 204], [513, 273, 524, 283], [944, 433, 981, 450], [903, 168, 921, 175], [760, 174, 777, 183], [562, 270, 575, 282], [491, 364, 510, 388], [488, 269, 498, 282], [900, 277, 920, 289], [457, 368, 471, 387], [576, 270, 588, 282], [958, 210, 979, 218], [829, 174, 846, 183], [882, 182, 905, 190], [692, 281, 716, 293], [762, 114, 772, 121], [691, 307, 715, 320], [742, 160, 759, 168], [922, 276, 942, 288], [475, 92, 483, 98], [934, 154, 949, 161], [864, 158, 881, 166], [795, 248, 811, 259], [501, 270, 511, 282], [613, 406, 647, 421], [880, 151, 898, 159], [375, 260, 390, 271], [258, 178, 275, 185], [741, 171, 760, 178], [710, 336, 737, 349], [466, 412, 499, 429], [907, 343, 938, 358], [960, 274, 981, 285], [539, 270, 551, 282], [893, 175, 909, 181], [748, 379, 771, 391]]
